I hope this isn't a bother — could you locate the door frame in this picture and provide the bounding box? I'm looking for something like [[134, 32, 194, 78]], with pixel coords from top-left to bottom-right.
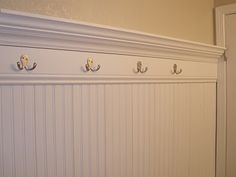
[[215, 3, 236, 177]]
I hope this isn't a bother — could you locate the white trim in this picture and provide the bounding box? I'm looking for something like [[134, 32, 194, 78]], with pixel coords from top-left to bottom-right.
[[0, 74, 217, 84], [215, 3, 236, 46], [0, 9, 224, 63], [215, 3, 236, 177]]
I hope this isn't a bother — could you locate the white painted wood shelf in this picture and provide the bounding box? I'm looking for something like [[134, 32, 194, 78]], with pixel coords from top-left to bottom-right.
[[0, 9, 224, 177]]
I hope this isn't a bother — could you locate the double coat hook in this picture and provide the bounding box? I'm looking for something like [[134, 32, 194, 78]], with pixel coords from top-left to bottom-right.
[[134, 61, 148, 73], [171, 64, 182, 74], [17, 54, 37, 71], [84, 58, 100, 72]]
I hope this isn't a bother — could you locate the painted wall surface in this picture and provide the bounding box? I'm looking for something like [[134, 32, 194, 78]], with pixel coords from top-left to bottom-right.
[[215, 0, 236, 6], [0, 0, 214, 44]]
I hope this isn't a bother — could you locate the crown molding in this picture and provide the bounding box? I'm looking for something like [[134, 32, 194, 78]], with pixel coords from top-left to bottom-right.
[[0, 9, 225, 62]]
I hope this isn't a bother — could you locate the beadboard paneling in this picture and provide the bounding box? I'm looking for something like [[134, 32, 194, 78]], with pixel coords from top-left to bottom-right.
[[105, 84, 133, 177], [0, 83, 216, 177]]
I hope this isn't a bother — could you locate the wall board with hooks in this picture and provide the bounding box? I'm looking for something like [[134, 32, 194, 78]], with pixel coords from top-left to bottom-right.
[[0, 9, 224, 177]]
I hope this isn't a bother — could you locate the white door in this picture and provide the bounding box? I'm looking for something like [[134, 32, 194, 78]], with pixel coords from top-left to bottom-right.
[[225, 13, 236, 177]]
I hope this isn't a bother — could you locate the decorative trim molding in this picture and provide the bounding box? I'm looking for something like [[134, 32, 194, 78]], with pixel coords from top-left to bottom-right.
[[215, 3, 236, 177], [0, 74, 217, 84], [215, 3, 236, 47], [0, 9, 224, 63]]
